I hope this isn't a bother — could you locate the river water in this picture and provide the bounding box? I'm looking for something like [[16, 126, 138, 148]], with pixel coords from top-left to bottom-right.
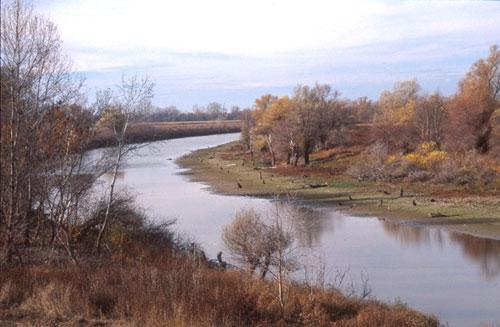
[[99, 133, 500, 327]]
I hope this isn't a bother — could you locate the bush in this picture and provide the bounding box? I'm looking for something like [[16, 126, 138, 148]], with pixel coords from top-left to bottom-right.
[[433, 152, 499, 186], [433, 158, 461, 183], [347, 140, 500, 186], [403, 142, 447, 171], [405, 170, 434, 183], [347, 142, 390, 181]]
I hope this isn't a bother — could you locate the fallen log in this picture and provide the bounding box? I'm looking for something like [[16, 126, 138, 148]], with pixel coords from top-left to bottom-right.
[[428, 212, 449, 218], [308, 183, 328, 188]]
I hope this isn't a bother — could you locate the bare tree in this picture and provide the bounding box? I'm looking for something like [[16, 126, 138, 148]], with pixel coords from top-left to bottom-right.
[[94, 75, 154, 254], [265, 201, 297, 311], [240, 109, 253, 151], [291, 84, 335, 164], [222, 199, 297, 313], [35, 105, 96, 264], [222, 209, 268, 275], [0, 0, 83, 264], [413, 92, 445, 144]]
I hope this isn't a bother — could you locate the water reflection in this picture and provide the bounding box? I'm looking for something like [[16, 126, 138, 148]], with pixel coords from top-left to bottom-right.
[[450, 233, 500, 280], [288, 206, 334, 248], [381, 221, 446, 247], [257, 197, 500, 281], [380, 220, 500, 279], [101, 133, 500, 327]]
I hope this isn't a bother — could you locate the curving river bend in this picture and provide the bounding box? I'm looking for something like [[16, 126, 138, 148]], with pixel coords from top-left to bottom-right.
[[100, 133, 500, 327]]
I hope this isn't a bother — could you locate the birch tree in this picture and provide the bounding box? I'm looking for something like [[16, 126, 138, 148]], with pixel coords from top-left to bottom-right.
[[94, 75, 154, 254]]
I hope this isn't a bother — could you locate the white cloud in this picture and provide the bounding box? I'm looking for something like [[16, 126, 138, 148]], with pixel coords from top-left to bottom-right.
[[45, 0, 387, 55], [35, 0, 500, 107], [40, 0, 500, 71]]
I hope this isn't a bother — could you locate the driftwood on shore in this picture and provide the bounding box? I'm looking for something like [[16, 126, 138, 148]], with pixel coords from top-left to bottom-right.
[[428, 212, 449, 218], [308, 183, 329, 188]]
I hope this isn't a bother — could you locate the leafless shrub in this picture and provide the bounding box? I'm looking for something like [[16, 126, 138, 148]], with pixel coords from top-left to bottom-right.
[[405, 170, 433, 183], [433, 158, 462, 183], [347, 141, 389, 180], [223, 201, 300, 315], [222, 209, 269, 275], [433, 153, 499, 186]]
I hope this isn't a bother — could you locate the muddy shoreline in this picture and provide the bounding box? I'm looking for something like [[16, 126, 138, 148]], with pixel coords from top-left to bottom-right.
[[177, 141, 500, 240]]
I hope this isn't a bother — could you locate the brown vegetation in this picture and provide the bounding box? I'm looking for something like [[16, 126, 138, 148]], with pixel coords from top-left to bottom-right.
[[241, 45, 500, 193], [89, 120, 241, 148], [0, 207, 438, 326], [0, 1, 494, 325]]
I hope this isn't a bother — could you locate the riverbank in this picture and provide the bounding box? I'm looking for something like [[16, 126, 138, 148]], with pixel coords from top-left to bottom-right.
[[177, 141, 500, 240], [88, 120, 241, 149], [0, 205, 438, 326]]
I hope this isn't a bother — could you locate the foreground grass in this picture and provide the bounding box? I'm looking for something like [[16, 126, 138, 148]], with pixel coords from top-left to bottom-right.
[[0, 240, 437, 326], [177, 141, 500, 240]]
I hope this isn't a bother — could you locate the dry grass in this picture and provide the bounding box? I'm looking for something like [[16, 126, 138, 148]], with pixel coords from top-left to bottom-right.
[[0, 258, 438, 326], [0, 212, 438, 327]]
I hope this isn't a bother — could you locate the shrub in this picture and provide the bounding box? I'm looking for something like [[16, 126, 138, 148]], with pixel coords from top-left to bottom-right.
[[347, 142, 390, 181], [433, 158, 461, 183], [433, 152, 499, 186], [403, 142, 447, 171], [405, 170, 434, 183], [386, 155, 398, 164]]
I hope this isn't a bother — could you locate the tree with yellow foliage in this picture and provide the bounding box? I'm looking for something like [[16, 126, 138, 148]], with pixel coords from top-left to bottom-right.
[[252, 94, 278, 166], [378, 79, 420, 125]]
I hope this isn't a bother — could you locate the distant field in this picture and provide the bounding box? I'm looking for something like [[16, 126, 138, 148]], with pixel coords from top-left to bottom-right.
[[89, 120, 241, 148]]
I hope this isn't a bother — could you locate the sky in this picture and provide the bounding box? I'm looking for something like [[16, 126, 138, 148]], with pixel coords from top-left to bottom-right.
[[35, 0, 500, 110]]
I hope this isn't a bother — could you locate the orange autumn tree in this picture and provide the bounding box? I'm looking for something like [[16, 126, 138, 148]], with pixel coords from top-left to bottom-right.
[[252, 94, 278, 166], [446, 45, 500, 153], [253, 95, 296, 166]]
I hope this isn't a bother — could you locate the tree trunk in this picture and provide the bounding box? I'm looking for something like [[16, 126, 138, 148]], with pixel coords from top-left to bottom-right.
[[265, 134, 275, 167], [95, 146, 122, 254]]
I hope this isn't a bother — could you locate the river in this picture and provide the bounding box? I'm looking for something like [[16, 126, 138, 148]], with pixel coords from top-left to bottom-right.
[[99, 133, 500, 327]]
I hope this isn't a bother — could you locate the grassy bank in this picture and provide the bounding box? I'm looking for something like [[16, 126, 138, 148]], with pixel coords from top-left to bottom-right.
[[89, 120, 241, 148], [0, 209, 437, 326], [177, 141, 500, 240]]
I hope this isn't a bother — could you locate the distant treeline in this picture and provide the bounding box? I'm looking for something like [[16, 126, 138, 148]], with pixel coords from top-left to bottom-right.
[[139, 103, 245, 122], [89, 120, 241, 149]]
